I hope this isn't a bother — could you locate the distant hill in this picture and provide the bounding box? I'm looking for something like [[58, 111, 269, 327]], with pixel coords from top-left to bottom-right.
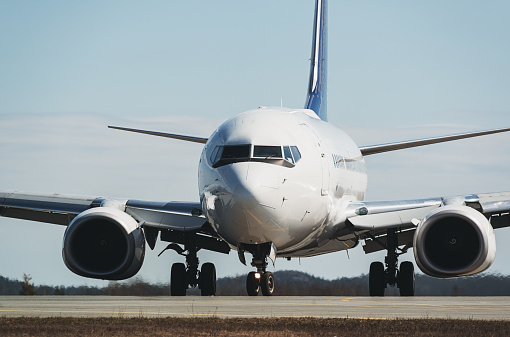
[[216, 271, 510, 296], [2, 271, 510, 296], [214, 271, 368, 296], [0, 275, 21, 295]]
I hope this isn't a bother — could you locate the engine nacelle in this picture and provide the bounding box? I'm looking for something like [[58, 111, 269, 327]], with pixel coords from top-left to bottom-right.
[[413, 205, 496, 278], [62, 207, 145, 280]]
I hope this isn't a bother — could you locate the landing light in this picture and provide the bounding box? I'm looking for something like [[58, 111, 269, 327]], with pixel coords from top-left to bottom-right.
[[355, 207, 369, 216], [255, 272, 261, 279]]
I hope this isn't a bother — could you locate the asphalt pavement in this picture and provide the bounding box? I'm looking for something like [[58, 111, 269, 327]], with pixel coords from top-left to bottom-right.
[[1, 296, 509, 320]]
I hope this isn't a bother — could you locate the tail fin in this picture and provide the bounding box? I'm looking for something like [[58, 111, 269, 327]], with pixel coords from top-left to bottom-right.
[[304, 0, 328, 121]]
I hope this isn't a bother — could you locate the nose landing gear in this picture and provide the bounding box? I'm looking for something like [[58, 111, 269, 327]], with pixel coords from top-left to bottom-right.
[[246, 270, 275, 296], [240, 242, 276, 296]]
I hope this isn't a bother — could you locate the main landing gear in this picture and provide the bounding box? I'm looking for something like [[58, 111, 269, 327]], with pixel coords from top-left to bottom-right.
[[170, 260, 216, 296], [160, 233, 217, 296], [368, 228, 415, 297]]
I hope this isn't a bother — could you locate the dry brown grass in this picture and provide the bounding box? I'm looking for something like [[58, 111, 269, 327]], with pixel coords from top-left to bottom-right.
[[1, 317, 510, 336]]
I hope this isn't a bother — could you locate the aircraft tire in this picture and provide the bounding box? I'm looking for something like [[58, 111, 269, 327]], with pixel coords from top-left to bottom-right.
[[260, 272, 275, 296], [171, 263, 187, 296], [369, 261, 385, 297], [398, 261, 415, 296], [200, 262, 216, 296], [246, 272, 260, 296]]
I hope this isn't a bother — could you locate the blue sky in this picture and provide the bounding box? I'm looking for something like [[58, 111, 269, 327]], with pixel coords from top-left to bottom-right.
[[1, 1, 510, 287]]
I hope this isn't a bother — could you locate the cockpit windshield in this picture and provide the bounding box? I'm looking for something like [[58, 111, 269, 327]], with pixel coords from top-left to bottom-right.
[[253, 146, 282, 158], [221, 145, 250, 159], [283, 146, 294, 163], [290, 146, 301, 162], [211, 144, 301, 168]]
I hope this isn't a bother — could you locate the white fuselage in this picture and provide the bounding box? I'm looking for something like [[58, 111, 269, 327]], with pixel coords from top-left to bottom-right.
[[198, 107, 368, 256]]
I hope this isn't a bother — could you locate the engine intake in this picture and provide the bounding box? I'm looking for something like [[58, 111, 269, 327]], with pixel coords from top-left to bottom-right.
[[413, 205, 496, 278], [62, 207, 145, 280]]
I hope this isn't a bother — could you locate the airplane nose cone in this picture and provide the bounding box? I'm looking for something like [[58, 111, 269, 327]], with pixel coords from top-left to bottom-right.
[[220, 162, 281, 211], [204, 162, 285, 246]]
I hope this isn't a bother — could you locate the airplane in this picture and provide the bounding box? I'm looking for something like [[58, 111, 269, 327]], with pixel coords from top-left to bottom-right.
[[1, 0, 510, 297]]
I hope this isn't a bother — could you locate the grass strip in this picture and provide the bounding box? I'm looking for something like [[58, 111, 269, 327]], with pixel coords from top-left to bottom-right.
[[1, 317, 510, 336]]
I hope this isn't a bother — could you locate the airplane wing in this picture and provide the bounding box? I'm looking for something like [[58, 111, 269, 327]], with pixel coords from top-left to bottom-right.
[[359, 127, 510, 156], [345, 192, 510, 254], [108, 126, 208, 144], [0, 191, 204, 228], [0, 191, 228, 251]]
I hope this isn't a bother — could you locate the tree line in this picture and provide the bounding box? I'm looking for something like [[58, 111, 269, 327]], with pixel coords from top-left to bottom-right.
[[2, 271, 510, 296]]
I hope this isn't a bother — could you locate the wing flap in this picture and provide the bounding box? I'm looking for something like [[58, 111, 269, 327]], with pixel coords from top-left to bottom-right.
[[362, 229, 415, 254], [491, 213, 510, 229], [0, 207, 72, 225]]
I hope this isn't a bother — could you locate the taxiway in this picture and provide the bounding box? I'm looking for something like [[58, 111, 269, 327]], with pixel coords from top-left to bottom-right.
[[1, 296, 509, 320]]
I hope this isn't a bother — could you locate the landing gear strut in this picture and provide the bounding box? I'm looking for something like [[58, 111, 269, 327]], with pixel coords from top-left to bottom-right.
[[241, 243, 276, 296], [368, 228, 415, 296], [161, 232, 217, 296]]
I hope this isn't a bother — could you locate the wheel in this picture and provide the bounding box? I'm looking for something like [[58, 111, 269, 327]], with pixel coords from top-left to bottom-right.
[[200, 262, 216, 296], [398, 261, 415, 296], [369, 261, 385, 297], [260, 272, 275, 296], [246, 271, 260, 296], [171, 263, 187, 296]]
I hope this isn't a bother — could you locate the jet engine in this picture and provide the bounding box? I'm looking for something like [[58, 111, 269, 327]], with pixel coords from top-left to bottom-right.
[[413, 205, 496, 278], [62, 207, 145, 280]]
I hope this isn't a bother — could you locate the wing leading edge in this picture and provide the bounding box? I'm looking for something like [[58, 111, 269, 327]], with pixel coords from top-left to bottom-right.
[[359, 127, 510, 156], [108, 126, 208, 144]]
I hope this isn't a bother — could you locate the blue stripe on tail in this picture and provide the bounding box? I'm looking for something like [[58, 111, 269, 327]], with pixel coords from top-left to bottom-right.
[[304, 0, 328, 121]]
